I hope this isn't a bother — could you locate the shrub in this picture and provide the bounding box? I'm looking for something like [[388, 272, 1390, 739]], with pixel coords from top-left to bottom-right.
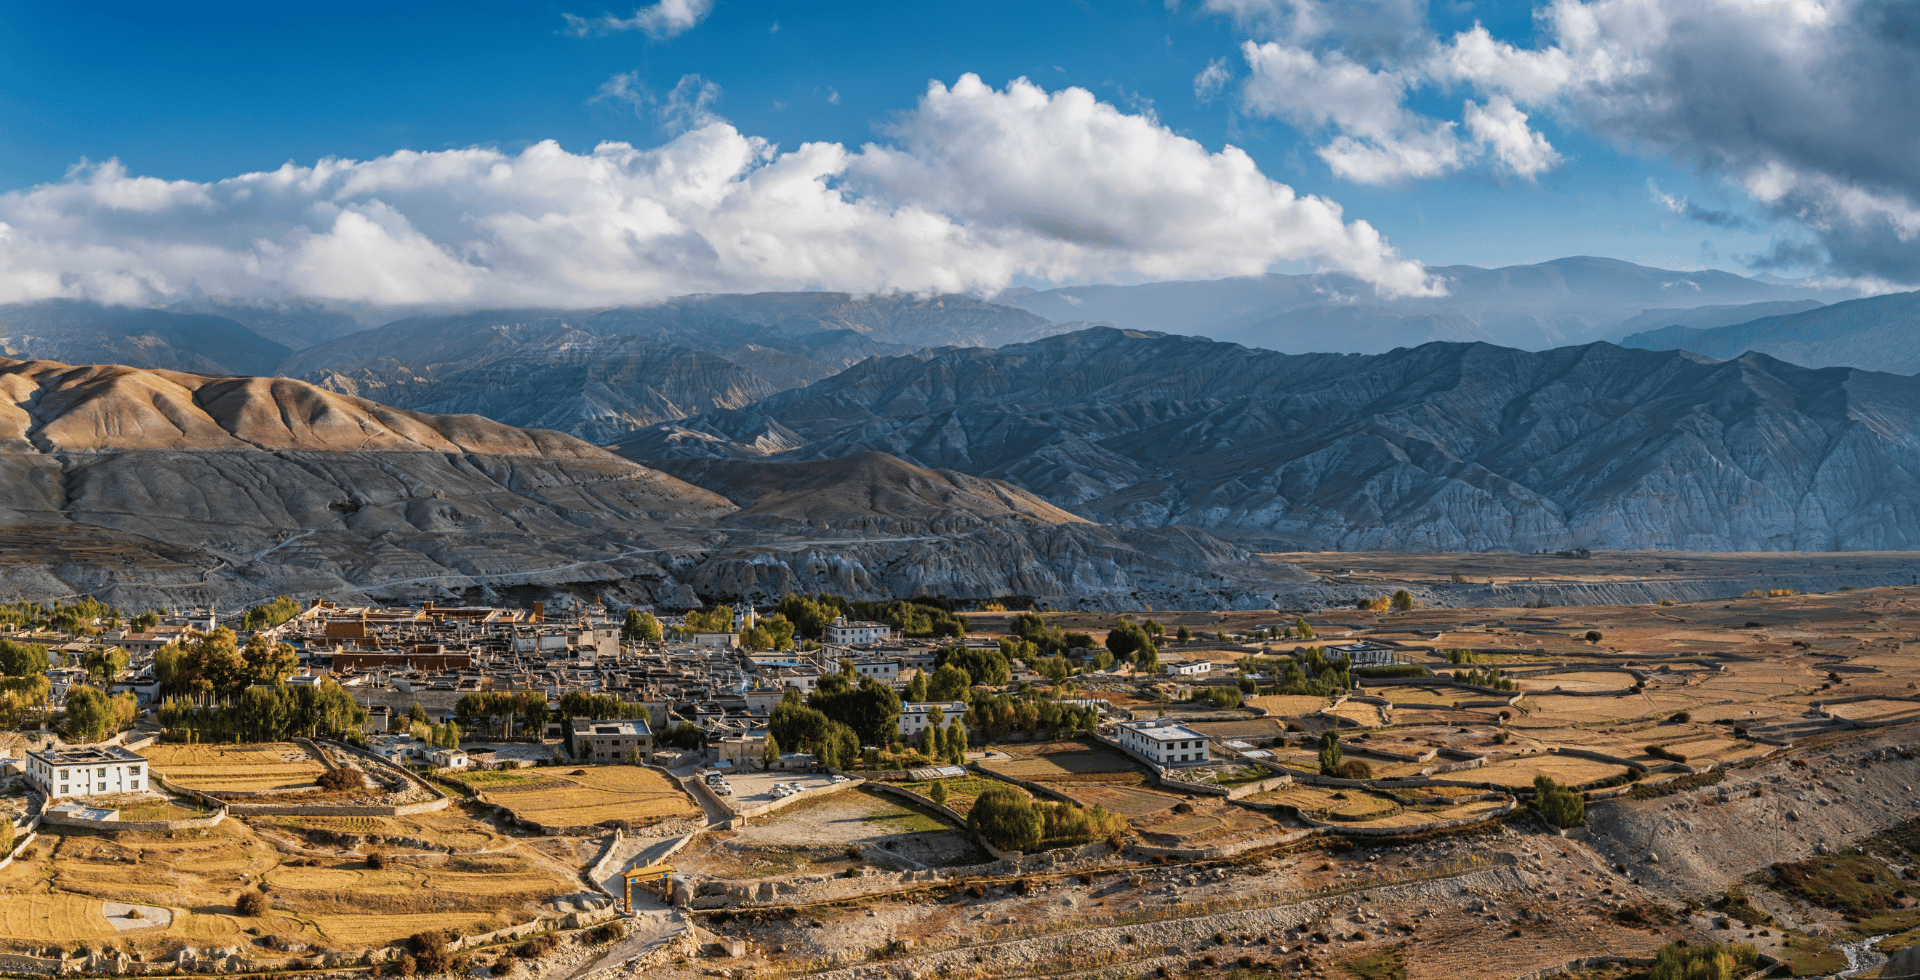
[[368, 852, 389, 870], [516, 936, 558, 959], [236, 890, 270, 917], [492, 955, 517, 976], [410, 931, 453, 975], [1533, 775, 1586, 829], [968, 786, 1043, 853], [1327, 760, 1374, 780], [1646, 745, 1689, 763], [396, 955, 417, 977], [1584, 630, 1603, 642], [317, 767, 363, 792], [1206, 686, 1243, 709], [1669, 711, 1691, 724]]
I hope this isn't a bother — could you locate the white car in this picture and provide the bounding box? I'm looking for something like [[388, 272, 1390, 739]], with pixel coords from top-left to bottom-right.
[[829, 775, 848, 783]]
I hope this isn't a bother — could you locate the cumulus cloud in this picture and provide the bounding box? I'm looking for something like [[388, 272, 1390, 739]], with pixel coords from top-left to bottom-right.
[[0, 75, 1439, 307], [564, 0, 713, 39], [1210, 0, 1920, 280]]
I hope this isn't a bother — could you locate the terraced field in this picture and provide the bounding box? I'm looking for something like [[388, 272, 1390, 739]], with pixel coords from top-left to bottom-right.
[[143, 742, 329, 795], [459, 765, 698, 827]]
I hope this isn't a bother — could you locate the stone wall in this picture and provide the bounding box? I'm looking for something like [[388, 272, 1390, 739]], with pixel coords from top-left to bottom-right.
[[0, 815, 40, 871], [732, 776, 864, 820], [41, 806, 227, 833]]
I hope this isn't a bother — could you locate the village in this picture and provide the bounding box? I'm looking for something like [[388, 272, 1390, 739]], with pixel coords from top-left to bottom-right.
[[4, 585, 1920, 980]]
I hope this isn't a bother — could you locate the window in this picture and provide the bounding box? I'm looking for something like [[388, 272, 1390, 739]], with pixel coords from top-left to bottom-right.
[[59, 769, 69, 779], [130, 766, 141, 775], [59, 785, 68, 795], [130, 780, 141, 790], [97, 768, 107, 778]]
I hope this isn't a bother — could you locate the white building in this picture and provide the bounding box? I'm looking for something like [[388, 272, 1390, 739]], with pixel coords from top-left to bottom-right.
[[1332, 641, 1401, 667], [1162, 659, 1215, 676], [826, 616, 893, 646], [428, 748, 470, 770], [1115, 718, 1212, 767], [851, 658, 901, 684], [25, 745, 148, 800], [897, 701, 968, 736], [571, 718, 653, 763], [368, 734, 430, 764]]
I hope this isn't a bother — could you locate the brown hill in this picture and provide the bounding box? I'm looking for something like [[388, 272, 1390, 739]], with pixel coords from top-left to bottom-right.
[[659, 452, 1087, 529], [0, 357, 1306, 611]]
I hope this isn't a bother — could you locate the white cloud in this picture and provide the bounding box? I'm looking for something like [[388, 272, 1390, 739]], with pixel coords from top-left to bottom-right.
[[564, 0, 713, 39], [1462, 96, 1559, 179], [590, 72, 724, 135], [1193, 57, 1233, 102], [0, 75, 1440, 307]]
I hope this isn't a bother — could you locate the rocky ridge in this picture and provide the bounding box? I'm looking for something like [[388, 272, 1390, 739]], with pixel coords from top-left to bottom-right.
[[618, 326, 1920, 553]]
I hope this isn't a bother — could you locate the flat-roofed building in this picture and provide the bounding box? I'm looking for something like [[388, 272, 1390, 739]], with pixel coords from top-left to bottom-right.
[[825, 617, 893, 646], [25, 745, 148, 800], [571, 718, 653, 763], [897, 701, 968, 736], [1115, 718, 1212, 767]]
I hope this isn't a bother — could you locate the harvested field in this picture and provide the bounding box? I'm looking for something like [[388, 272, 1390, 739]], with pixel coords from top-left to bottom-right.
[[1366, 685, 1470, 705], [1133, 803, 1289, 847], [1342, 797, 1511, 829], [1044, 780, 1183, 819], [1475, 754, 1630, 789], [143, 742, 328, 794], [897, 776, 1009, 818], [1514, 671, 1635, 692], [1184, 718, 1285, 741], [1828, 698, 1920, 722], [1329, 701, 1387, 727], [1246, 694, 1331, 717], [977, 741, 1141, 780], [464, 765, 697, 828]]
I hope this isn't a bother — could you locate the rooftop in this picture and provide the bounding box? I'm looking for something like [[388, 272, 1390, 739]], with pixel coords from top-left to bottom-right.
[[30, 745, 146, 765]]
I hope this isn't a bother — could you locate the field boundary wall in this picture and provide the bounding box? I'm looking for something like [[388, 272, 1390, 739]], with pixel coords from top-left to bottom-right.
[[731, 775, 865, 820], [0, 814, 40, 871], [42, 806, 227, 833]]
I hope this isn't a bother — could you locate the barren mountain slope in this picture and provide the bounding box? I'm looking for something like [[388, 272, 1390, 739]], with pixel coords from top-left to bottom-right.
[[276, 293, 1067, 440], [619, 326, 1920, 552], [0, 300, 292, 376], [0, 356, 1305, 611]]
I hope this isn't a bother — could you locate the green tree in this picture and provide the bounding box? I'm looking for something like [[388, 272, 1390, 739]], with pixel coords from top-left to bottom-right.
[[621, 610, 662, 644], [1293, 617, 1314, 639], [929, 780, 950, 807], [940, 646, 1010, 687], [242, 634, 298, 688], [1134, 641, 1158, 674], [1317, 731, 1343, 773], [82, 647, 128, 686], [809, 674, 903, 746], [762, 731, 780, 767], [904, 671, 929, 703], [408, 702, 429, 725], [241, 596, 303, 631], [1104, 620, 1152, 659], [927, 663, 973, 703], [1390, 589, 1415, 611], [1175, 625, 1192, 643], [130, 611, 160, 632], [1533, 775, 1586, 828], [0, 639, 50, 677], [1206, 686, 1242, 709], [968, 785, 1043, 853], [63, 685, 116, 742]]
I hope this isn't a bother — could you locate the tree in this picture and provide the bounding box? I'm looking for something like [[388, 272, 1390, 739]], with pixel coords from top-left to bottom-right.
[[130, 611, 160, 632], [762, 731, 780, 767], [1134, 641, 1158, 675], [940, 646, 1009, 687], [1390, 589, 1415, 612], [1176, 625, 1192, 643], [809, 674, 903, 746], [1533, 775, 1586, 828], [1649, 941, 1745, 980], [904, 672, 929, 703], [1317, 731, 1342, 773], [241, 596, 302, 631], [408, 702, 429, 725], [0, 818, 12, 854], [1584, 630, 1603, 643], [1141, 618, 1165, 638], [1293, 617, 1314, 639], [622, 610, 662, 644], [1206, 686, 1242, 709], [1104, 620, 1152, 659], [81, 647, 128, 686], [968, 785, 1043, 853], [929, 780, 950, 807], [0, 639, 48, 677], [63, 685, 117, 743], [927, 663, 973, 703], [242, 634, 298, 688]]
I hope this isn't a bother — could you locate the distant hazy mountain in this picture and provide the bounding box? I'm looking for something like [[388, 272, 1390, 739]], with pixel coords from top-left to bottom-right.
[[279, 292, 1067, 440], [1614, 299, 1826, 336], [1621, 290, 1920, 374], [619, 326, 1920, 552], [0, 300, 291, 376], [994, 256, 1848, 353]]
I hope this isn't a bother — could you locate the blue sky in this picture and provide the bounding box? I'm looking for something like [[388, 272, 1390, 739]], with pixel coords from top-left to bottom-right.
[[0, 1, 1901, 306]]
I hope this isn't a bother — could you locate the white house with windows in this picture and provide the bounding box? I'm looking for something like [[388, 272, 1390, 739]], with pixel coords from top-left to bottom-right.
[[1115, 718, 1212, 767], [825, 616, 893, 646], [1161, 659, 1215, 676], [25, 745, 148, 800], [897, 701, 968, 737], [850, 657, 902, 684]]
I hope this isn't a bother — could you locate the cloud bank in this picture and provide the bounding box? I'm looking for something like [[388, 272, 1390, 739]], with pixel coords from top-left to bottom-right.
[[1209, 0, 1920, 281], [0, 75, 1437, 307], [564, 0, 713, 39]]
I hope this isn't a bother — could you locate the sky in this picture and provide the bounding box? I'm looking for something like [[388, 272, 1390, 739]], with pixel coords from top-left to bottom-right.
[[0, 0, 1911, 307]]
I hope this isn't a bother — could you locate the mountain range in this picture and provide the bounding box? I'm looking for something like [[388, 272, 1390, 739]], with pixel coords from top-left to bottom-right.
[[0, 355, 1301, 611], [993, 256, 1851, 353], [1622, 290, 1920, 375], [620, 326, 1920, 553]]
